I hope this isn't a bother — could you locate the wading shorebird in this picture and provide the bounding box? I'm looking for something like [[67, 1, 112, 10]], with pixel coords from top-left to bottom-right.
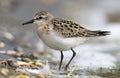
[[22, 11, 110, 70]]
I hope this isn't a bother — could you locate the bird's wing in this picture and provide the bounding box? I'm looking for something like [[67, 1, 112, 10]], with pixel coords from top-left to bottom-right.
[[51, 18, 88, 38], [51, 18, 110, 38]]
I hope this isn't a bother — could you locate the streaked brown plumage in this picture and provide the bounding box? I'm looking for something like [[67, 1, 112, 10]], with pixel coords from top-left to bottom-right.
[[51, 18, 110, 38]]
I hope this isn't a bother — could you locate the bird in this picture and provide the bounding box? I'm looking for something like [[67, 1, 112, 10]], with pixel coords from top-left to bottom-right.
[[22, 11, 110, 70]]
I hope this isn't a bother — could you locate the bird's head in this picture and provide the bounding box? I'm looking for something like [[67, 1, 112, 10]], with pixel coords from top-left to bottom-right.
[[22, 11, 53, 25]]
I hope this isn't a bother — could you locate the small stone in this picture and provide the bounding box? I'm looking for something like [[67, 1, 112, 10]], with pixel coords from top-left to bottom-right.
[[35, 60, 44, 67], [18, 74, 29, 78], [17, 61, 36, 67], [7, 50, 24, 57], [2, 32, 14, 40], [0, 68, 9, 75], [38, 74, 46, 78], [0, 41, 5, 48]]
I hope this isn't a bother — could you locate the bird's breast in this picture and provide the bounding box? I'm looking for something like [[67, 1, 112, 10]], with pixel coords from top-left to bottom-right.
[[36, 27, 87, 51]]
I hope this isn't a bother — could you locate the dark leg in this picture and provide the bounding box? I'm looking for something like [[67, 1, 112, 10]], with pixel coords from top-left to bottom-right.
[[59, 51, 64, 70], [65, 48, 76, 70]]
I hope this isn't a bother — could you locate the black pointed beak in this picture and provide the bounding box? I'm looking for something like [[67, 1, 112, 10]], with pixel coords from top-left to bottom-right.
[[22, 19, 34, 25]]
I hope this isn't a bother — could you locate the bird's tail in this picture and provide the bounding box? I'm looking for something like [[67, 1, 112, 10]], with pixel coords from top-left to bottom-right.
[[85, 30, 110, 37], [91, 30, 110, 36]]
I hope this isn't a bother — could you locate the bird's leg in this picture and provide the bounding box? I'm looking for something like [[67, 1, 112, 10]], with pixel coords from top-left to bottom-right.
[[59, 51, 64, 70], [64, 48, 76, 70]]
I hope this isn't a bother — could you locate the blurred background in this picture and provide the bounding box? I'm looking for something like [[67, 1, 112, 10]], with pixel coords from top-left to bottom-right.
[[0, 0, 120, 71]]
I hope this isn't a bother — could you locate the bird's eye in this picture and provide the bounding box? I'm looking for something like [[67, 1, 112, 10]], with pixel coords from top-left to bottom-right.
[[38, 17, 43, 19]]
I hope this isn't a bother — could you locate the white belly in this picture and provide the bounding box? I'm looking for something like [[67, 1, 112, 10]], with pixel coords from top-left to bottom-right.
[[37, 30, 87, 51]]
